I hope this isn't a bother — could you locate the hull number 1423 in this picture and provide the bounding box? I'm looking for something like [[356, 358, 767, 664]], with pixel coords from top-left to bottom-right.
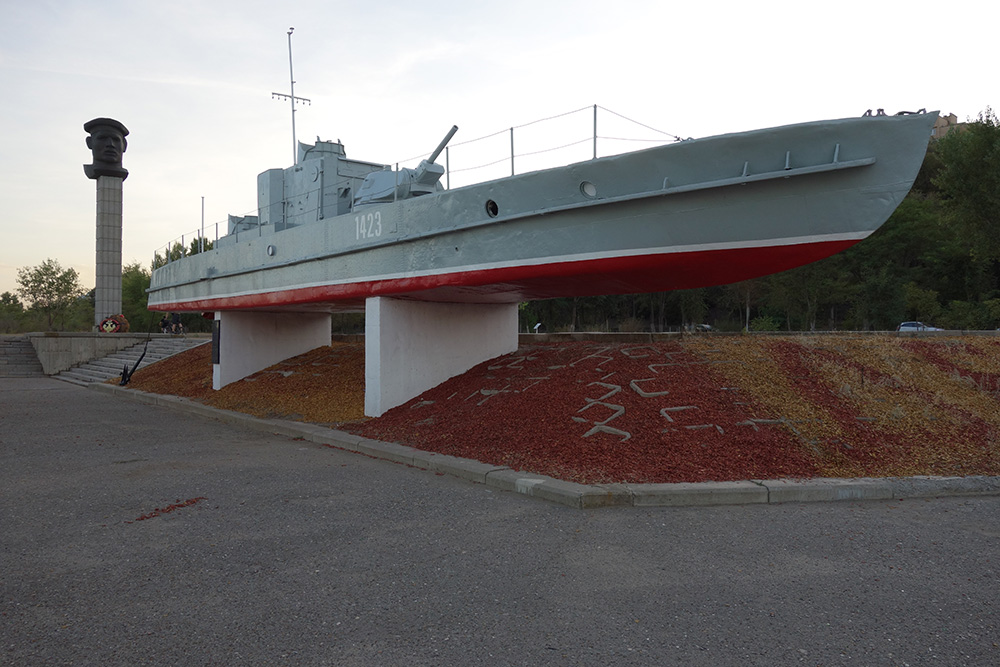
[[355, 212, 382, 240]]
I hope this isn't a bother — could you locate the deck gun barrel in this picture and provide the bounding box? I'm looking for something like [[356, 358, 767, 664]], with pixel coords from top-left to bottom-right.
[[428, 125, 459, 164]]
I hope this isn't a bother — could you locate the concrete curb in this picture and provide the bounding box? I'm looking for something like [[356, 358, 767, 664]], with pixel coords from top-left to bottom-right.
[[91, 382, 1000, 509]]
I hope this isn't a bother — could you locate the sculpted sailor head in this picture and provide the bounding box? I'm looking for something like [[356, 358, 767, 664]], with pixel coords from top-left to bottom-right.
[[84, 117, 129, 180]]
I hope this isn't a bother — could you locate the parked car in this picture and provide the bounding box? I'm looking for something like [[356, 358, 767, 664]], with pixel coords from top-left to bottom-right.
[[896, 321, 943, 332]]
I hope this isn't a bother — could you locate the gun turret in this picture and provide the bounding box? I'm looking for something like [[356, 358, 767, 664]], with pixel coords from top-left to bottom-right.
[[410, 125, 459, 193], [354, 125, 459, 208]]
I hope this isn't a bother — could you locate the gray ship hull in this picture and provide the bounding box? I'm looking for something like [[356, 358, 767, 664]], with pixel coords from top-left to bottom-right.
[[148, 111, 936, 313]]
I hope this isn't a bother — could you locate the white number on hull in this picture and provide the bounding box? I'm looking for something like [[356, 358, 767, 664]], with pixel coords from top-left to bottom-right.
[[355, 211, 382, 240]]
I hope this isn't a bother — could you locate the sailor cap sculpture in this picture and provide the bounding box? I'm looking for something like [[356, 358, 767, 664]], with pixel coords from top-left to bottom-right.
[[84, 117, 129, 181]]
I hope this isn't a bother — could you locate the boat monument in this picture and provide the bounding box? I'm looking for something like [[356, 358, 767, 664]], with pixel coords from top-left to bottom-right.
[[147, 109, 937, 416]]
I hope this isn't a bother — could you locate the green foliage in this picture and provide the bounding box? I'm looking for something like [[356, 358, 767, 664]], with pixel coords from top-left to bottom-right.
[[984, 299, 1000, 328], [939, 301, 990, 330], [152, 236, 213, 270], [188, 237, 214, 256], [749, 315, 781, 332], [121, 261, 154, 332], [15, 258, 84, 331], [0, 292, 22, 311], [65, 294, 95, 331], [933, 108, 1000, 260], [330, 313, 365, 334], [675, 288, 708, 329], [761, 260, 842, 331], [153, 242, 186, 269], [903, 282, 942, 323], [849, 266, 907, 330], [721, 280, 762, 331], [617, 317, 646, 333], [0, 291, 24, 333]]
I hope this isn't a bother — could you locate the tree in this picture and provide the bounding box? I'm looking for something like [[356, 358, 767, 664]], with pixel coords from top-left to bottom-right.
[[762, 262, 833, 331], [152, 237, 215, 269], [847, 266, 905, 330], [722, 279, 765, 332], [0, 291, 22, 311], [15, 259, 84, 331], [903, 282, 942, 323], [0, 291, 24, 333], [934, 108, 1000, 260], [121, 261, 153, 331], [153, 241, 189, 269], [188, 237, 214, 255]]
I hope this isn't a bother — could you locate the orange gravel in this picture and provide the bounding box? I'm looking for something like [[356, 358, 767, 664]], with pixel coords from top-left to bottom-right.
[[122, 334, 1000, 484], [126, 341, 365, 424]]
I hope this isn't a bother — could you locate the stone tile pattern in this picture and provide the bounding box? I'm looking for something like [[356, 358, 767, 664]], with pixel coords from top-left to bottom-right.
[[94, 176, 123, 327]]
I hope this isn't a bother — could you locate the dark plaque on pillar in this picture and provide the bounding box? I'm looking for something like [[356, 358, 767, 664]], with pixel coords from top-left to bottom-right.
[[83, 117, 129, 180]]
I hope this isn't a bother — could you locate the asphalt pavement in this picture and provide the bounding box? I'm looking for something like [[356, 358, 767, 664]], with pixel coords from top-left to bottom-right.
[[2, 377, 998, 666]]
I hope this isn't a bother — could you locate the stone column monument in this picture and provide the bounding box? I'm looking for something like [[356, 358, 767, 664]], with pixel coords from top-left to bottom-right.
[[83, 118, 128, 330]]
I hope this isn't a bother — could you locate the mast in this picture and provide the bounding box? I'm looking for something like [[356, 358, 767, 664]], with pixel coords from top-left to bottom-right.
[[271, 27, 311, 165]]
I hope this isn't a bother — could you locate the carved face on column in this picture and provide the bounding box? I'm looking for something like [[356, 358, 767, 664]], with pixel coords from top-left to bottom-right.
[[84, 117, 129, 180], [89, 127, 126, 164]]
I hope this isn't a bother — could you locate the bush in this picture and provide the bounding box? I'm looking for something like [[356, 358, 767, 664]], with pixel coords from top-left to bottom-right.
[[749, 315, 781, 332]]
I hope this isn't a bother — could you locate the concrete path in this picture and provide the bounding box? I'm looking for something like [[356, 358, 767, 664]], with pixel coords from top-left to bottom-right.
[[2, 377, 999, 665], [92, 381, 1000, 509]]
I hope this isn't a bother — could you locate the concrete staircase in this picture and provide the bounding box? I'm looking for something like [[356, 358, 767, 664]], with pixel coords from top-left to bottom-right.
[[53, 337, 209, 386], [0, 336, 45, 377]]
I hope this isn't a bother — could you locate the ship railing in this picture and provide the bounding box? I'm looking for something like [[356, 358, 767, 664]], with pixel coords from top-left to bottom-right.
[[151, 105, 681, 268], [153, 222, 224, 269], [392, 104, 684, 191]]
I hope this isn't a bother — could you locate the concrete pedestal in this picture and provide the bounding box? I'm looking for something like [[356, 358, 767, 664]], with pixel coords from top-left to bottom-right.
[[364, 297, 519, 417], [213, 311, 331, 389], [94, 176, 123, 327]]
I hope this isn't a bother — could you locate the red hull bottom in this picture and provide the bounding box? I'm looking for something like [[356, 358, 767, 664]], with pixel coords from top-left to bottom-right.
[[152, 238, 860, 313]]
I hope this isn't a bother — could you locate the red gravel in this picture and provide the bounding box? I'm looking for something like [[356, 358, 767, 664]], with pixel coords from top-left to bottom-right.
[[349, 342, 819, 483], [126, 335, 1000, 485]]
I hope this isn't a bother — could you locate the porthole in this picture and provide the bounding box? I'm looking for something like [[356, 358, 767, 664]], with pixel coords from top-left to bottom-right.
[[580, 181, 597, 198], [485, 199, 499, 218]]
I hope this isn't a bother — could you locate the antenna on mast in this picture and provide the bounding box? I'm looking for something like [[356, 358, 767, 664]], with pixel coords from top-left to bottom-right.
[[271, 27, 311, 164]]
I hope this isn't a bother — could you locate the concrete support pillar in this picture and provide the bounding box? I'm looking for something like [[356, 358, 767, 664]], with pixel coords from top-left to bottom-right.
[[94, 176, 123, 327], [365, 297, 519, 417], [213, 311, 331, 389]]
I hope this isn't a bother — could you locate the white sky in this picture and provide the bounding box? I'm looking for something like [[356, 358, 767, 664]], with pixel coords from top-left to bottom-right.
[[0, 0, 995, 297]]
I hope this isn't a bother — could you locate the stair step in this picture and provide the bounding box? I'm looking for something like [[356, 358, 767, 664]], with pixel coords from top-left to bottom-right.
[[0, 336, 45, 378], [51, 338, 208, 385], [72, 366, 120, 380], [53, 373, 94, 387]]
